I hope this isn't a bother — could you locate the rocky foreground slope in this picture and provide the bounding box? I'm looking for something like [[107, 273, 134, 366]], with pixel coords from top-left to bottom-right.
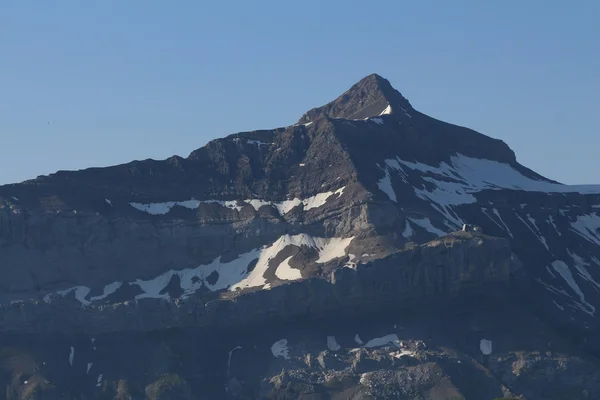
[[1, 74, 600, 399]]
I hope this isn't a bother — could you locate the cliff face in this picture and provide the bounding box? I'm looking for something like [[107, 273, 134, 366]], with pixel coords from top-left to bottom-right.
[[1, 74, 600, 399], [0, 232, 514, 335]]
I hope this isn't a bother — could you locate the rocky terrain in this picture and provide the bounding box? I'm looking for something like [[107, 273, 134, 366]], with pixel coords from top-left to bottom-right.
[[1, 74, 600, 399]]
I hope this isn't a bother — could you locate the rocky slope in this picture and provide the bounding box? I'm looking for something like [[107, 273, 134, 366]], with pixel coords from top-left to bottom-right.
[[1, 74, 600, 399]]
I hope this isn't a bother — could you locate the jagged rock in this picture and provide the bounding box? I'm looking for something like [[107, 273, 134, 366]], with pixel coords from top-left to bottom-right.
[[0, 74, 599, 399]]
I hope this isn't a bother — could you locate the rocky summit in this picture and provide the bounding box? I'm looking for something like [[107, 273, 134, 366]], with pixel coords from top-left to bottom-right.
[[1, 74, 600, 399]]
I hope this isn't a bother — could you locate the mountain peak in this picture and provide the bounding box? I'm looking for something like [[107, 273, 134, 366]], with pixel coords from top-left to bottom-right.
[[298, 73, 412, 124]]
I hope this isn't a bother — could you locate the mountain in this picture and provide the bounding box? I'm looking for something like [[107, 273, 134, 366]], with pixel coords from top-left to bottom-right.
[[1, 74, 600, 399]]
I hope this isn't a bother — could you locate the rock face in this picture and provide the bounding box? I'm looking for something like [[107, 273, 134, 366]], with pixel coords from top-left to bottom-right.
[[0, 232, 514, 335], [1, 73, 600, 399]]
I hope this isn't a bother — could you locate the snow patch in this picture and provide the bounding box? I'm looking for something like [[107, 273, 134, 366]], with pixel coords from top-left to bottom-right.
[[227, 346, 242, 378], [275, 256, 302, 281], [69, 347, 75, 366], [89, 282, 122, 302], [129, 199, 244, 215], [389, 154, 600, 225], [233, 234, 353, 290], [379, 104, 392, 116], [567, 250, 600, 291], [371, 117, 384, 125], [354, 334, 364, 345], [96, 374, 103, 387], [548, 215, 561, 236], [45, 286, 91, 306], [327, 336, 341, 351], [246, 140, 270, 146], [553, 300, 565, 311], [244, 187, 345, 215], [551, 260, 595, 315], [516, 214, 550, 252], [104, 199, 112, 207], [271, 339, 290, 359], [377, 168, 396, 202], [479, 339, 492, 355], [570, 214, 600, 246], [363, 334, 401, 349], [42, 233, 353, 302], [407, 217, 446, 237], [402, 220, 413, 238], [87, 363, 93, 374]]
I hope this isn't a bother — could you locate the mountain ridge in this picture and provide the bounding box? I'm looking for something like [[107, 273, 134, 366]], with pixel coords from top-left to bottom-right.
[[1, 74, 600, 399]]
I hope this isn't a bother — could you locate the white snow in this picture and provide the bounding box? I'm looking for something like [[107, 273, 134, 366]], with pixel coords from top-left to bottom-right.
[[315, 236, 355, 263], [535, 277, 571, 297], [354, 334, 364, 345], [89, 282, 122, 302], [386, 153, 600, 226], [275, 256, 302, 281], [551, 260, 595, 315], [492, 208, 513, 237], [45, 286, 91, 306], [105, 199, 112, 207], [345, 253, 358, 270], [363, 334, 401, 349], [371, 117, 384, 125], [232, 234, 354, 290], [567, 250, 600, 291], [570, 213, 600, 246], [246, 139, 270, 146], [96, 374, 103, 387], [299, 163, 305, 167], [227, 346, 242, 378], [69, 347, 75, 366], [303, 121, 313, 127], [479, 339, 492, 355], [482, 208, 506, 232], [271, 339, 290, 359], [327, 336, 341, 351], [553, 300, 565, 311], [43, 233, 354, 302], [379, 104, 392, 116], [129, 199, 244, 215], [396, 154, 600, 200], [402, 220, 414, 238], [407, 217, 446, 237], [548, 215, 561, 236], [244, 187, 345, 215], [244, 199, 272, 211], [516, 214, 550, 252], [377, 168, 396, 202], [11, 196, 19, 201], [87, 363, 93, 374]]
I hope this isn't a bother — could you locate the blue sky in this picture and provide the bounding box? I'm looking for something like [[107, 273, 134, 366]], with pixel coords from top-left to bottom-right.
[[1, 1, 598, 185]]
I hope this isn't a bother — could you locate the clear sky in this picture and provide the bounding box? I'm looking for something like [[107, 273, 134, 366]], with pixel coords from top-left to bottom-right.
[[1, 1, 598, 185]]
